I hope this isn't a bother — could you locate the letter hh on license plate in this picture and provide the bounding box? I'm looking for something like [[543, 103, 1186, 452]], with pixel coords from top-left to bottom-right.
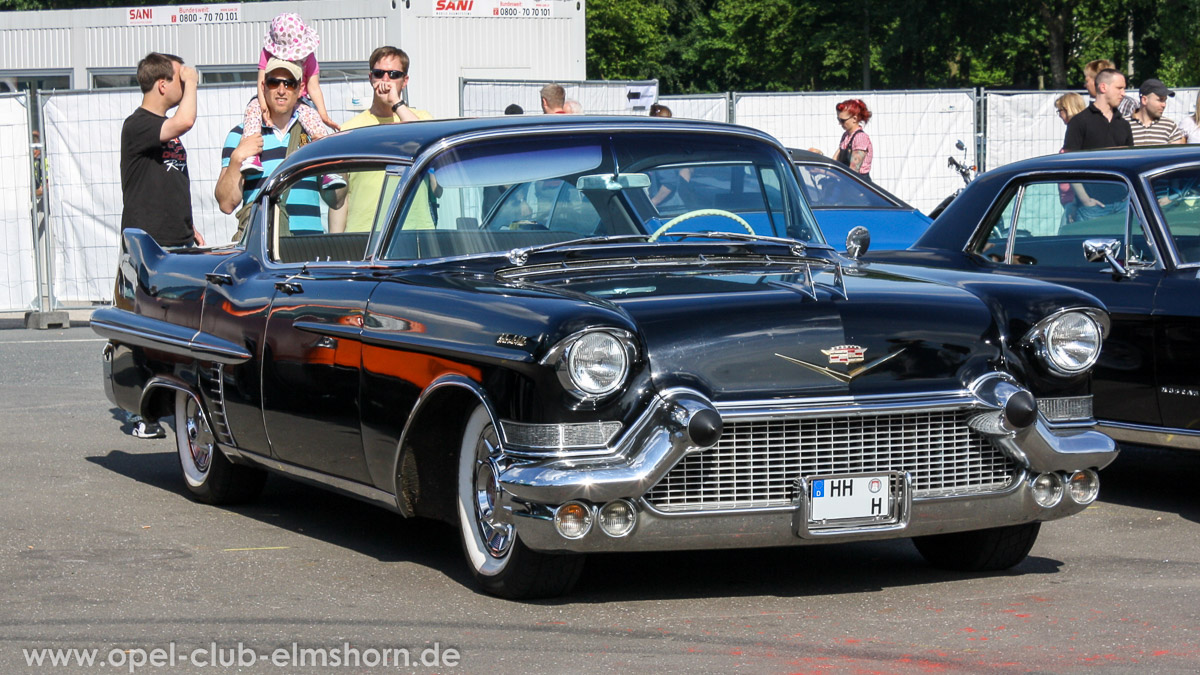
[[809, 474, 892, 524]]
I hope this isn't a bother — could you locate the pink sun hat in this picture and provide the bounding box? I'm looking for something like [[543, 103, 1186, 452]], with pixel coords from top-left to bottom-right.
[[263, 13, 319, 62]]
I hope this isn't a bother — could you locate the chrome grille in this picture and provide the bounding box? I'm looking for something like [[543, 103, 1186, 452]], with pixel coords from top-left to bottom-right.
[[645, 410, 1016, 512]]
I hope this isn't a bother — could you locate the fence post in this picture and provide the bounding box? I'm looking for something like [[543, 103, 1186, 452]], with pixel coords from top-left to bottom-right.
[[24, 89, 69, 330]]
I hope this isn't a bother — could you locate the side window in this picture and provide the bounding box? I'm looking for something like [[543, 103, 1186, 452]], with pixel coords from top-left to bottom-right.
[[795, 164, 892, 208], [973, 180, 1154, 268], [1152, 168, 1200, 264], [268, 167, 397, 264]]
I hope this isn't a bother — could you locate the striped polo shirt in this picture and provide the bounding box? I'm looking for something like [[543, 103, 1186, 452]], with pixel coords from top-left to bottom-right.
[[221, 116, 323, 232], [1126, 111, 1184, 146]]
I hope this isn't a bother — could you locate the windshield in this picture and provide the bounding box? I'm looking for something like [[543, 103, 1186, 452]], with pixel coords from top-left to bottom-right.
[[381, 132, 822, 260]]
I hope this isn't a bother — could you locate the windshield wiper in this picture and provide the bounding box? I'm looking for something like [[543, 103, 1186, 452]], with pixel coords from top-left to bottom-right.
[[656, 230, 823, 257], [506, 234, 651, 265]]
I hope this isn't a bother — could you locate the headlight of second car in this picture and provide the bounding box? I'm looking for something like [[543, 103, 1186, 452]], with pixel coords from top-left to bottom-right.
[[1022, 309, 1107, 376], [544, 328, 637, 400]]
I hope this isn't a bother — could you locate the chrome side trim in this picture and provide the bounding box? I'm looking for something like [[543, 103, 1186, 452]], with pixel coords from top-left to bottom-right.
[[91, 307, 251, 365], [1098, 420, 1200, 451]]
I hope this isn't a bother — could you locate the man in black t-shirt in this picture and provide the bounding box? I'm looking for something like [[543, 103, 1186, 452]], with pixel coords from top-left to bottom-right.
[[120, 52, 203, 247], [1063, 68, 1133, 220]]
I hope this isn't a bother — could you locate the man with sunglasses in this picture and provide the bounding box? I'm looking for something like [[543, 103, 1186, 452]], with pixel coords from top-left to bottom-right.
[[216, 58, 344, 233], [330, 46, 433, 233]]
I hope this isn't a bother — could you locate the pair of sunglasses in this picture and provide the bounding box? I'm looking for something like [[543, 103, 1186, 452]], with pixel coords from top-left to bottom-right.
[[266, 77, 299, 90], [371, 69, 406, 80]]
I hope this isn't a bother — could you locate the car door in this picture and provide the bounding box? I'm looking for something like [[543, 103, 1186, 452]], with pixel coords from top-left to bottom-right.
[[968, 178, 1163, 427], [1145, 167, 1200, 431], [257, 166, 394, 483]]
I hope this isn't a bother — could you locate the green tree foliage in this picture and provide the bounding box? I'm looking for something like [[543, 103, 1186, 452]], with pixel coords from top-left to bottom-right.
[[586, 0, 670, 81], [588, 0, 1200, 93]]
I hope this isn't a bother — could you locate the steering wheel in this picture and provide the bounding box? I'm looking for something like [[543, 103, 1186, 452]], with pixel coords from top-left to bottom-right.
[[648, 209, 756, 242]]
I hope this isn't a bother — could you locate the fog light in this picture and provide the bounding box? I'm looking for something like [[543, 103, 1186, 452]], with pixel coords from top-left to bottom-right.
[[554, 501, 592, 539], [1067, 469, 1100, 504], [598, 500, 637, 537], [1031, 472, 1064, 508]]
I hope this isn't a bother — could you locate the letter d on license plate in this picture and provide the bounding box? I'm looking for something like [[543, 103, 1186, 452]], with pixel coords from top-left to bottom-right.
[[809, 473, 893, 524]]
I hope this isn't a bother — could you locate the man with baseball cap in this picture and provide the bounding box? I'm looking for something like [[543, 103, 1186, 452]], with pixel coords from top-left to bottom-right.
[[1127, 78, 1185, 146], [215, 58, 343, 235]]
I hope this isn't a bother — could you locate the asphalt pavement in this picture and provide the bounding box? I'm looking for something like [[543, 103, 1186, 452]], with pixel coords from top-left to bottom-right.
[[1, 325, 1197, 673]]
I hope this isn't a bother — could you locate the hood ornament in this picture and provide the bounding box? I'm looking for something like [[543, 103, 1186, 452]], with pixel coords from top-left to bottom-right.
[[775, 346, 904, 383]]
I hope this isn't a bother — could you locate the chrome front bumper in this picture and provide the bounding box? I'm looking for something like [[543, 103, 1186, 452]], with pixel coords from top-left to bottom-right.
[[497, 376, 1118, 554]]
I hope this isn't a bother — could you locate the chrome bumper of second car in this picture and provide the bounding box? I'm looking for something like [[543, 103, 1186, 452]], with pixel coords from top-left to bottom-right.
[[497, 378, 1118, 552]]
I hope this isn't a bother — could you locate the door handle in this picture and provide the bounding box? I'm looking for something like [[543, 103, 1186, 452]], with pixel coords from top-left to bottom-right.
[[275, 280, 304, 295], [206, 273, 233, 285]]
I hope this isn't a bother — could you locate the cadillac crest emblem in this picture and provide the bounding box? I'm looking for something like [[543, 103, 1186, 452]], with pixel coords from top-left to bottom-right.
[[821, 345, 866, 364]]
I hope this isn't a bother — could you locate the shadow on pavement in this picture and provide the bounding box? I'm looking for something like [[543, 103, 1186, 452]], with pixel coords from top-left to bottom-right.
[[85, 447, 465, 580], [86, 441, 1068, 602], [1099, 443, 1200, 524]]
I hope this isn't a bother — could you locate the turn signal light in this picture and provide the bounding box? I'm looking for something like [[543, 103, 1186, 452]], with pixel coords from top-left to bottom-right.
[[554, 501, 592, 539], [1067, 469, 1100, 504]]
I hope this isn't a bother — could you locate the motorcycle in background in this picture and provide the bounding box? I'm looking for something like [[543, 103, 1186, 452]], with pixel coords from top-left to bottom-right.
[[929, 140, 977, 219]]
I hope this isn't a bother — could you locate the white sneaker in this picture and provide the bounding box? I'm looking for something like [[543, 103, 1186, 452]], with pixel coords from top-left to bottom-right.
[[132, 420, 166, 439]]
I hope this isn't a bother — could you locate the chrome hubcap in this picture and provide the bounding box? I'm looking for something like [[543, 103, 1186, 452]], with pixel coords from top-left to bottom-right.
[[472, 428, 512, 558], [185, 398, 213, 473]]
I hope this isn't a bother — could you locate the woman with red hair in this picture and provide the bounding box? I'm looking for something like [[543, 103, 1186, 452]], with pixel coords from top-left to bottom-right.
[[834, 99, 873, 182]]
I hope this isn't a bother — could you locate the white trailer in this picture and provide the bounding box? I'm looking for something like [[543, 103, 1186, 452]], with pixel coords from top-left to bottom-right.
[[0, 0, 587, 118]]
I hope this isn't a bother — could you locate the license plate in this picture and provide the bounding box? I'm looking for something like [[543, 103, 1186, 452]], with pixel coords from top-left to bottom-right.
[[808, 474, 893, 524]]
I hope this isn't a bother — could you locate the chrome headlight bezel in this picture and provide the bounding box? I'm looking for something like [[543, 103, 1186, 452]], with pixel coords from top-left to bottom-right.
[[1021, 308, 1108, 376], [542, 328, 637, 401]]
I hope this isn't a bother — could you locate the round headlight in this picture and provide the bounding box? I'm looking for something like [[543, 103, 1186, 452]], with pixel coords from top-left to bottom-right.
[[567, 331, 629, 396], [1042, 312, 1102, 374]]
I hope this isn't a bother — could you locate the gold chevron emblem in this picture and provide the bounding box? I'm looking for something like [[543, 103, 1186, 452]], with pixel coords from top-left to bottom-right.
[[775, 349, 905, 383]]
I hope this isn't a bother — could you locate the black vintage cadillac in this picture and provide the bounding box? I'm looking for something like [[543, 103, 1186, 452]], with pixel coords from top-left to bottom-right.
[[95, 116, 1117, 598]]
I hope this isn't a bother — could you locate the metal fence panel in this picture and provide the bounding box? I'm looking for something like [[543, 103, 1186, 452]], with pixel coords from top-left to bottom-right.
[[659, 94, 730, 122], [41, 80, 372, 306], [734, 90, 977, 215], [460, 78, 658, 117], [0, 93, 35, 313], [983, 88, 1200, 169]]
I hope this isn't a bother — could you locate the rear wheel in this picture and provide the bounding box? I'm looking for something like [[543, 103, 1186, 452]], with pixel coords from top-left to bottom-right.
[[456, 405, 585, 599], [174, 390, 266, 505], [913, 522, 1041, 571]]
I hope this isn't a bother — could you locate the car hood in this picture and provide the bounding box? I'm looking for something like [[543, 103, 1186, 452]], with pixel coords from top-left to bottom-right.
[[512, 260, 1002, 400]]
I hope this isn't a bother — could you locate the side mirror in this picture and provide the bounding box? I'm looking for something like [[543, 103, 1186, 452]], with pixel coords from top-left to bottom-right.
[[1083, 238, 1129, 277], [845, 225, 871, 259]]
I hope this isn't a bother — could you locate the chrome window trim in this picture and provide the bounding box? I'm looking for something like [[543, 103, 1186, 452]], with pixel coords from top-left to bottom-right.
[[965, 169, 1163, 271], [257, 160, 410, 271], [1140, 161, 1200, 269]]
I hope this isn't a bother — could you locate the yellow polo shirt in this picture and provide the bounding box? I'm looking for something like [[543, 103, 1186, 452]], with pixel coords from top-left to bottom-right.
[[340, 107, 434, 232]]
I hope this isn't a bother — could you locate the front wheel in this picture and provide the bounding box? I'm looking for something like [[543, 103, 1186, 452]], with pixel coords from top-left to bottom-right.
[[456, 405, 585, 599], [174, 390, 266, 505], [912, 522, 1041, 571]]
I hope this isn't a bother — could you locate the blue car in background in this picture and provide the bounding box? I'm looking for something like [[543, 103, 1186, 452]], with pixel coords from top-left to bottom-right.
[[789, 149, 932, 250]]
